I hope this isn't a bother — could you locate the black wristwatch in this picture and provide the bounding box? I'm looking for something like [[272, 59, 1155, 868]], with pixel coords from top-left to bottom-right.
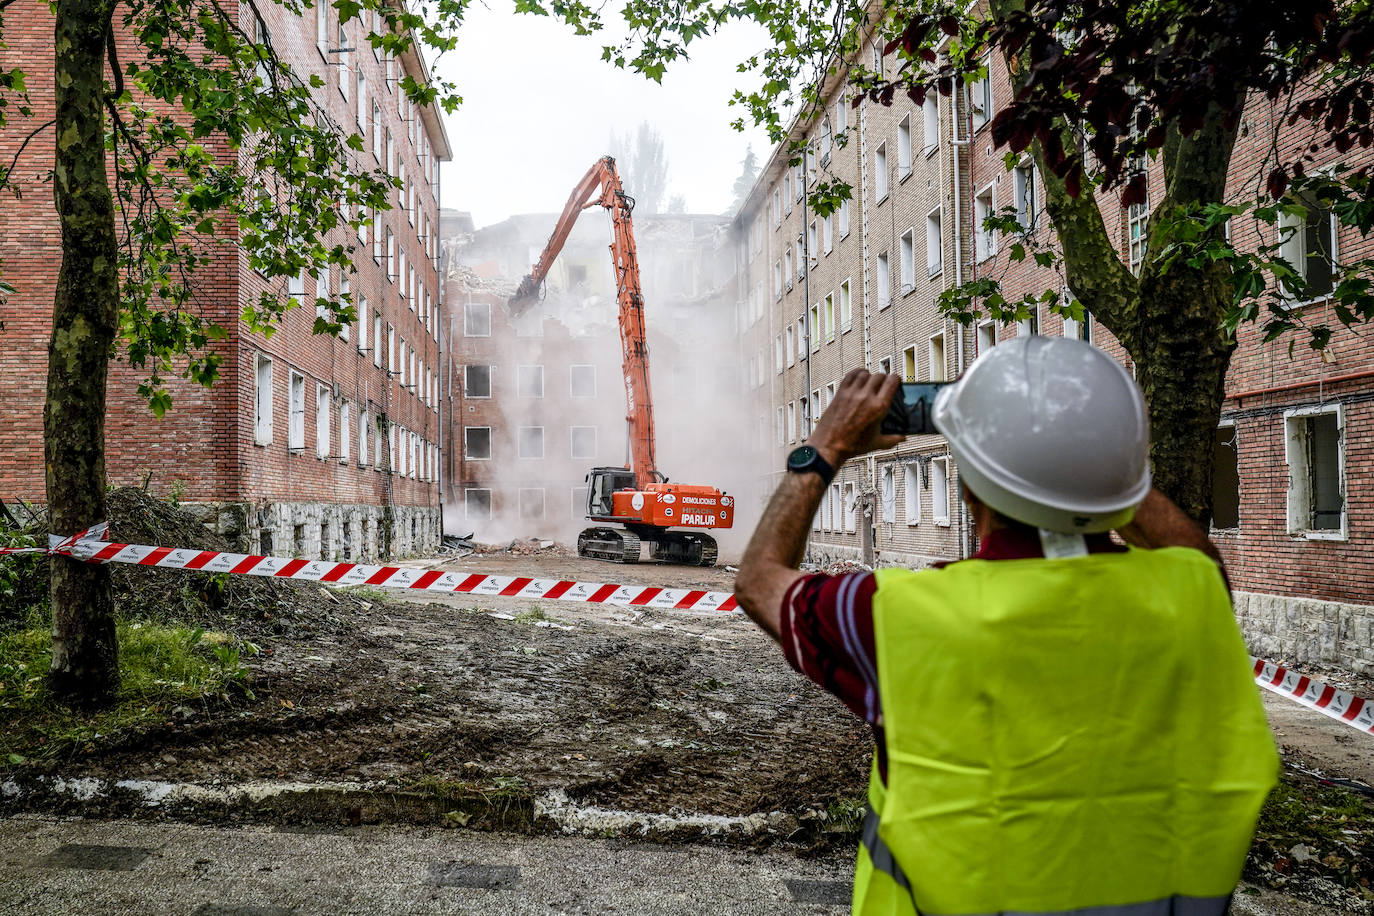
[[787, 444, 837, 485]]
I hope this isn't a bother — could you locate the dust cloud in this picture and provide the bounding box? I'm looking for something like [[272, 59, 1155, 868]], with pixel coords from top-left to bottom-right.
[[442, 204, 768, 563]]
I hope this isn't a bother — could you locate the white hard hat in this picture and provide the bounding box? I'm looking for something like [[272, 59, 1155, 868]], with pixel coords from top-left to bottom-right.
[[932, 336, 1151, 533]]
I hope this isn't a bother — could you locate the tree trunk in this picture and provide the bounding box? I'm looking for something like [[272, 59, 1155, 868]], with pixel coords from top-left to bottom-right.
[[46, 0, 120, 705], [1134, 266, 1237, 529]]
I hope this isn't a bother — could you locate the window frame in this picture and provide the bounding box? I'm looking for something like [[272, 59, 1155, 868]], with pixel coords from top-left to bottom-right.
[[254, 354, 274, 446], [1283, 404, 1347, 540], [464, 426, 493, 461], [931, 457, 952, 527]]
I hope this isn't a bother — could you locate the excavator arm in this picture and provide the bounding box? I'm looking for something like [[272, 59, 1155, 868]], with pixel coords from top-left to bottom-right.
[[509, 156, 660, 488]]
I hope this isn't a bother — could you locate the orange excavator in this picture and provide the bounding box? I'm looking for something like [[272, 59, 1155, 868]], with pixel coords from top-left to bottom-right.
[[509, 156, 732, 565]]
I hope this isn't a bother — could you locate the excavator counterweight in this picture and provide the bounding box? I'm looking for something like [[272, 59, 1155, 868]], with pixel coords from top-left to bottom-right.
[[511, 157, 733, 565]]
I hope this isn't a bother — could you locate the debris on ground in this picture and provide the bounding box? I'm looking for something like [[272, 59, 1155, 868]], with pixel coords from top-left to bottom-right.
[[800, 559, 874, 576], [1245, 769, 1374, 913], [0, 487, 372, 639], [503, 537, 567, 557]]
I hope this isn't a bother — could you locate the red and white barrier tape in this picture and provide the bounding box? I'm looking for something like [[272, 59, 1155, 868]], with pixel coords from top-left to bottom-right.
[[11, 526, 1374, 734], [1251, 657, 1374, 735], [11, 526, 738, 613]]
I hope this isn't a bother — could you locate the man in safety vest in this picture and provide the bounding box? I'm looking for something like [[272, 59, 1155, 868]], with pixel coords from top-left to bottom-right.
[[735, 337, 1277, 916]]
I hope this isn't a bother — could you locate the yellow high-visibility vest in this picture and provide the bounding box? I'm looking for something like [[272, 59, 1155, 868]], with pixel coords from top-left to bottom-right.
[[853, 546, 1278, 916]]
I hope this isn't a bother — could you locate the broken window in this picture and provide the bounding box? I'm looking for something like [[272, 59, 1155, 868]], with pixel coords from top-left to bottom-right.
[[1018, 307, 1039, 337], [465, 365, 491, 399], [569, 426, 597, 460], [1285, 407, 1345, 536], [518, 426, 544, 460], [464, 426, 491, 460], [517, 365, 544, 398], [464, 301, 490, 337], [881, 467, 895, 523], [844, 482, 857, 533], [570, 365, 595, 398], [875, 144, 888, 201], [1212, 424, 1240, 530], [465, 488, 492, 520], [903, 345, 917, 382], [876, 252, 891, 306], [840, 280, 852, 331]]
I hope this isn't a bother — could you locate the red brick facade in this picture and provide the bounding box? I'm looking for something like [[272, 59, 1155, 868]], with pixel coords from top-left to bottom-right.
[[0, 4, 449, 559], [735, 41, 1374, 609]]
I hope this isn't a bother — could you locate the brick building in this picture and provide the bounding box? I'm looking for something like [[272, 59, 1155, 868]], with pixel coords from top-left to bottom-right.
[[440, 206, 752, 551], [0, 5, 450, 559], [735, 36, 1374, 671]]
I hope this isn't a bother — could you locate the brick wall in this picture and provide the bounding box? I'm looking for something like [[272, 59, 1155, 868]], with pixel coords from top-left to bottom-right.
[[0, 4, 448, 558]]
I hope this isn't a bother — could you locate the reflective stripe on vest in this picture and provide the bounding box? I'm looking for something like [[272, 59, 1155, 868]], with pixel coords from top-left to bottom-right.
[[862, 804, 912, 891], [863, 804, 1230, 916]]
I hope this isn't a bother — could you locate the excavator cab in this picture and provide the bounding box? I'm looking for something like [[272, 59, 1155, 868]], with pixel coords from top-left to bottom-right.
[[586, 467, 636, 518]]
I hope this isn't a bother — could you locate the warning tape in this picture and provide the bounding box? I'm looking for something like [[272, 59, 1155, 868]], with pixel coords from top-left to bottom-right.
[[8, 526, 738, 613], [9, 526, 1374, 734], [1251, 657, 1374, 735]]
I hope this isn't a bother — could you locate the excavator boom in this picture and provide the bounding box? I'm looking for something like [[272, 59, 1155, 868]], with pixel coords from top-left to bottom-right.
[[509, 157, 657, 487], [510, 157, 732, 565]]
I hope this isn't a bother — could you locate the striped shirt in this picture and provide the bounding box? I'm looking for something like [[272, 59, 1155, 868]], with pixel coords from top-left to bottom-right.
[[778, 527, 1125, 781]]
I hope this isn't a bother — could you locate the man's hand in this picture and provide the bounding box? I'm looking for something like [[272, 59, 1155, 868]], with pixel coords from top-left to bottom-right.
[[807, 368, 904, 467], [736, 367, 902, 640]]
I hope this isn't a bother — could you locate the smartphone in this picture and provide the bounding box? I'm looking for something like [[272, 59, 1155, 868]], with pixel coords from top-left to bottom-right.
[[881, 382, 950, 436]]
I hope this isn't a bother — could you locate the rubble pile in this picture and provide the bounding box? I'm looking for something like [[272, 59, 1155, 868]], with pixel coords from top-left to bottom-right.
[[0, 488, 371, 637]]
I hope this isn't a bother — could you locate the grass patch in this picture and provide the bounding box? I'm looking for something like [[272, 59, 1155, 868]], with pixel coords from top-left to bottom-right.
[[0, 619, 257, 765], [514, 606, 551, 624]]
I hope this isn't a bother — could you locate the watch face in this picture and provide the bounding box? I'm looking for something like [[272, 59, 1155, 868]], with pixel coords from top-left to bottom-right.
[[788, 445, 818, 470]]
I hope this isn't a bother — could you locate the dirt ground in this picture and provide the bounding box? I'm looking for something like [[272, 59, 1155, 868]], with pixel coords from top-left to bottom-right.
[[47, 547, 872, 825]]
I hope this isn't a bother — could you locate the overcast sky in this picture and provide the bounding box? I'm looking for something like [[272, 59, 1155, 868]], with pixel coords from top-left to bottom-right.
[[433, 1, 771, 229]]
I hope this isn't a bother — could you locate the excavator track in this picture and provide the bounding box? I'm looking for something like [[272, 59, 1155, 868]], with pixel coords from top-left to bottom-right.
[[578, 527, 642, 564], [649, 532, 718, 567]]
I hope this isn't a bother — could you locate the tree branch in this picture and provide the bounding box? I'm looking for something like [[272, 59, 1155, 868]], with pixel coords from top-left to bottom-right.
[[0, 118, 57, 189], [1033, 140, 1141, 343]]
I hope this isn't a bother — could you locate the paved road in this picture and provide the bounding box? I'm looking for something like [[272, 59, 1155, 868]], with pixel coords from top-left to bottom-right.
[[0, 816, 853, 915]]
